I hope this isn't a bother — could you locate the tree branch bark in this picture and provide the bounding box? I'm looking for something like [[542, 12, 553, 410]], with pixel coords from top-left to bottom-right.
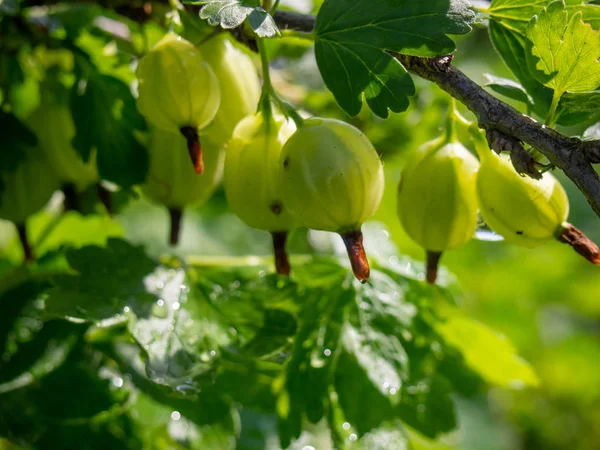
[[272, 10, 600, 218]]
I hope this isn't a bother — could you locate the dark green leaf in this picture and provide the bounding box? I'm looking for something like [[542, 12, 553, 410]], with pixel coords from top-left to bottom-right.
[[213, 352, 281, 412], [46, 240, 299, 394], [45, 239, 157, 321], [0, 112, 36, 202], [334, 347, 396, 437], [0, 51, 25, 91], [314, 0, 474, 117], [277, 281, 349, 448], [559, 90, 600, 120], [108, 341, 239, 450], [0, 320, 82, 394], [0, 346, 136, 449], [0, 281, 45, 360], [488, 20, 553, 118], [395, 375, 456, 438], [70, 74, 148, 187], [485, 74, 534, 107]]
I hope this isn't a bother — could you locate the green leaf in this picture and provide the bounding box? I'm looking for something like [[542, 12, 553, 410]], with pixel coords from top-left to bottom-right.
[[0, 345, 135, 449], [70, 74, 149, 188], [46, 240, 298, 394], [193, 0, 280, 38], [45, 239, 157, 321], [278, 257, 459, 445], [527, 0, 600, 94], [129, 383, 238, 450], [0, 112, 37, 203], [314, 0, 474, 117], [433, 305, 540, 388], [342, 271, 414, 400], [213, 352, 281, 412], [111, 341, 237, 431], [484, 73, 535, 106], [488, 19, 553, 118], [488, 0, 600, 120], [556, 89, 600, 123], [340, 323, 407, 400], [0, 281, 46, 360], [0, 320, 81, 394], [489, 0, 600, 35], [277, 282, 349, 448]]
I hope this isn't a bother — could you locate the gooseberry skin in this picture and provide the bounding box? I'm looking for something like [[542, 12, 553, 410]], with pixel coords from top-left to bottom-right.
[[141, 128, 224, 209], [136, 35, 221, 134], [477, 152, 569, 248], [0, 149, 60, 225], [224, 113, 296, 232], [279, 118, 384, 232], [26, 92, 98, 191], [199, 34, 261, 143], [397, 138, 480, 252]]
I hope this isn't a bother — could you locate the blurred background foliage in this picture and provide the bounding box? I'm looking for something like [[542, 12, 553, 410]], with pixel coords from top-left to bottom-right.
[[1, 0, 599, 449]]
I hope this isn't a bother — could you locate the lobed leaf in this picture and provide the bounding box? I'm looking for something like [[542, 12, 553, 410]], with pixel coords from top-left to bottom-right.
[[434, 305, 540, 388], [314, 0, 474, 118], [527, 0, 600, 95], [0, 112, 37, 204], [190, 0, 280, 38], [488, 0, 600, 120]]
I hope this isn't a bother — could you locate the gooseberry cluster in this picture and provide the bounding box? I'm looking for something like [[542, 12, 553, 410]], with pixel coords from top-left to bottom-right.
[[2, 31, 597, 284], [136, 32, 384, 281], [397, 111, 600, 283]]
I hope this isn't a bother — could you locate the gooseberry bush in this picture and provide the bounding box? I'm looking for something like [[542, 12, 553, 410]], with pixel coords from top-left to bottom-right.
[[1, 0, 599, 449]]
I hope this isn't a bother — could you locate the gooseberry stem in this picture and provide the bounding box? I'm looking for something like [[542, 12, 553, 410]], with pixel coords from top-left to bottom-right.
[[545, 91, 563, 129], [445, 98, 458, 142], [180, 126, 204, 175], [269, 0, 281, 14], [341, 230, 370, 283], [469, 124, 491, 161], [16, 223, 34, 263], [426, 251, 443, 284], [256, 38, 304, 128], [557, 223, 600, 265], [271, 231, 290, 275], [169, 207, 183, 246]]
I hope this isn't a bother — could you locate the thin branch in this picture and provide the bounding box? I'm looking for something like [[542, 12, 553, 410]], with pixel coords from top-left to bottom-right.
[[391, 54, 600, 218], [272, 11, 600, 218]]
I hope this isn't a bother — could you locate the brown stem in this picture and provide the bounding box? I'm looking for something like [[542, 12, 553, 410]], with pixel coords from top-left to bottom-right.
[[97, 183, 113, 216], [557, 223, 600, 265], [16, 223, 34, 263], [426, 251, 443, 284], [169, 208, 183, 246], [340, 230, 370, 283], [271, 231, 290, 276], [180, 126, 204, 175], [62, 183, 80, 212]]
